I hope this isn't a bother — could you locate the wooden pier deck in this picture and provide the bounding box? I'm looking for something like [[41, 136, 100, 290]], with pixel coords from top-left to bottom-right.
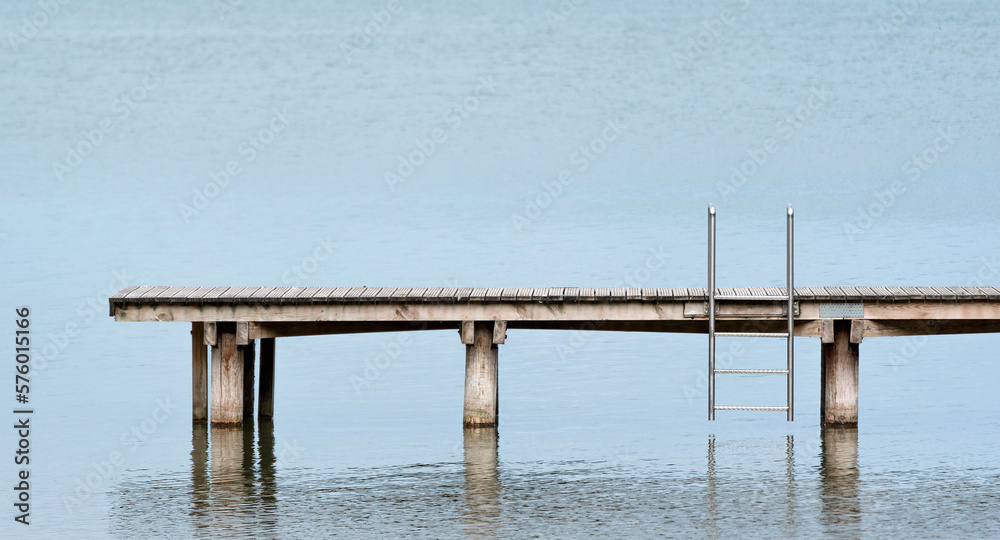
[[110, 285, 1000, 427]]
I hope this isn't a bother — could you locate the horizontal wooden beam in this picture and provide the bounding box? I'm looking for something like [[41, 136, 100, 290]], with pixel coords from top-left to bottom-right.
[[251, 321, 456, 339], [115, 299, 1000, 325], [858, 319, 1000, 337]]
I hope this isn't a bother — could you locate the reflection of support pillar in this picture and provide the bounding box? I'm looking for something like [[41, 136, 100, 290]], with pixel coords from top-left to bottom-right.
[[211, 324, 244, 425], [210, 424, 246, 499], [821, 320, 859, 425], [190, 423, 209, 515], [463, 322, 500, 428], [192, 322, 208, 422], [259, 338, 276, 419], [258, 419, 276, 506], [242, 418, 257, 494], [820, 426, 860, 526], [242, 339, 256, 417], [463, 428, 500, 535]]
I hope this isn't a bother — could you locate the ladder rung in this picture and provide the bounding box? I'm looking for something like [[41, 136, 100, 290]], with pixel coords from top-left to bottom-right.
[[714, 332, 789, 338], [714, 295, 790, 301], [714, 406, 789, 411], [714, 369, 788, 374]]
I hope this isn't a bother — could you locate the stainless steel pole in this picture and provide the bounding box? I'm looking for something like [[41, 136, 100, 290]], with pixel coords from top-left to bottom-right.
[[708, 205, 716, 421], [787, 204, 794, 422]]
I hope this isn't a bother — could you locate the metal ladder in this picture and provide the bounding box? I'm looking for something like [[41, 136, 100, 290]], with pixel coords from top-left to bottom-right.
[[707, 204, 794, 421]]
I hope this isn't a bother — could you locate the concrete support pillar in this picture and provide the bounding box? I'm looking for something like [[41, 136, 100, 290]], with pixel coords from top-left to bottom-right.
[[463, 322, 499, 428], [821, 320, 859, 425]]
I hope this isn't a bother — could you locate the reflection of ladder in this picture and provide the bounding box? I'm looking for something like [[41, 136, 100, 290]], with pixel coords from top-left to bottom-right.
[[708, 205, 794, 421]]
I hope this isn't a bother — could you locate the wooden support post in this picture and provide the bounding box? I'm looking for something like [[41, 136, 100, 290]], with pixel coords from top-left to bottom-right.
[[821, 320, 859, 426], [259, 338, 276, 419], [192, 322, 208, 422], [463, 321, 499, 428], [242, 339, 256, 417], [211, 324, 244, 425]]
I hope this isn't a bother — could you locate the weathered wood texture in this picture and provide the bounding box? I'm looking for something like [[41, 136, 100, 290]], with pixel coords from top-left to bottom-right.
[[242, 339, 255, 417], [109, 285, 1000, 307], [259, 338, 275, 419], [464, 322, 498, 428], [191, 322, 208, 422], [822, 320, 859, 426], [211, 330, 244, 425]]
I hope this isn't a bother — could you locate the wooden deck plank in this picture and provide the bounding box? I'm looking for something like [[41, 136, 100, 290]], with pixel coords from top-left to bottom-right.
[[111, 285, 141, 299], [323, 287, 344, 298], [407, 287, 428, 299], [141, 286, 173, 299], [361, 287, 384, 299], [625, 287, 641, 300], [123, 286, 153, 299], [203, 287, 233, 300], [515, 287, 533, 301], [263, 287, 292, 300], [900, 286, 923, 299], [500, 287, 518, 301], [486, 287, 503, 300], [441, 287, 461, 300], [163, 286, 193, 300], [293, 286, 321, 299], [948, 286, 975, 299], [470, 287, 488, 301]]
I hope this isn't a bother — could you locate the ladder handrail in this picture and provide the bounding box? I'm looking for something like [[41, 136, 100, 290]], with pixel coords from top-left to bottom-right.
[[708, 205, 716, 421], [786, 205, 794, 422], [707, 204, 794, 422]]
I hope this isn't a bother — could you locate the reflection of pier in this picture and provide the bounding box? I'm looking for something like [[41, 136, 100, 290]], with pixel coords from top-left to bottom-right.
[[706, 435, 796, 537], [820, 426, 860, 530], [706, 431, 860, 536], [463, 428, 501, 537], [190, 419, 279, 530]]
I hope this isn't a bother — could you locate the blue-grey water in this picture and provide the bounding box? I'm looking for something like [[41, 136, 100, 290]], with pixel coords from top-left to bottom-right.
[[2, 0, 999, 537]]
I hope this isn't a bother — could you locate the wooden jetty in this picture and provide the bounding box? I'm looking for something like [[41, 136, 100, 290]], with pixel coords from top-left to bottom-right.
[[109, 284, 1000, 427]]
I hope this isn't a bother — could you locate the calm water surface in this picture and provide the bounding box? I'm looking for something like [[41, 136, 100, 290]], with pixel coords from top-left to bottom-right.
[[1, 1, 999, 538]]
